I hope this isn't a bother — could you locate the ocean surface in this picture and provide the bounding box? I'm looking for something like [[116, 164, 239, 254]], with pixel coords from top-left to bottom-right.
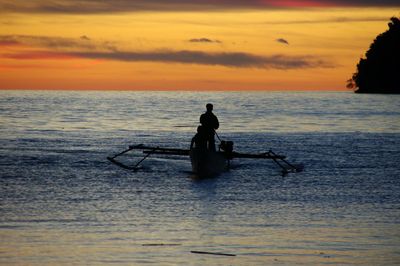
[[0, 91, 399, 265]]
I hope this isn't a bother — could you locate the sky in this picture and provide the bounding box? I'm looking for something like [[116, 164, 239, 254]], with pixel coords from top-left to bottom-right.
[[0, 0, 399, 91]]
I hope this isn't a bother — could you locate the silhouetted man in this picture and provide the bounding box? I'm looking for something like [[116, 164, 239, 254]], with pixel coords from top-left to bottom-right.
[[190, 125, 207, 150], [200, 103, 219, 151]]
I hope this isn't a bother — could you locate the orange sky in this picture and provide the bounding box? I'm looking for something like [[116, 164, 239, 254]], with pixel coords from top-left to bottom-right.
[[0, 1, 399, 90]]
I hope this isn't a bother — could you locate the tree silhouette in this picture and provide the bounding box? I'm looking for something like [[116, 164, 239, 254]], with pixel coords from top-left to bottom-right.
[[347, 17, 400, 93]]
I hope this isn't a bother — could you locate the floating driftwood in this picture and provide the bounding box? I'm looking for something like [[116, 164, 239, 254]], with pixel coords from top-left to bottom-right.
[[191, 250, 236, 257]]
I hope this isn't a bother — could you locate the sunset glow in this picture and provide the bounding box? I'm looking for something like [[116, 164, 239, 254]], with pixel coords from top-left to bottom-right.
[[0, 0, 399, 90]]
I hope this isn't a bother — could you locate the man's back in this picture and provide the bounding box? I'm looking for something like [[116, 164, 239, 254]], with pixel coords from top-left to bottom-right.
[[199, 103, 219, 151], [200, 111, 219, 131]]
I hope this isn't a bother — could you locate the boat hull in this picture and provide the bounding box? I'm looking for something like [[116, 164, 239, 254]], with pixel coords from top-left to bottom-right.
[[189, 148, 227, 177]]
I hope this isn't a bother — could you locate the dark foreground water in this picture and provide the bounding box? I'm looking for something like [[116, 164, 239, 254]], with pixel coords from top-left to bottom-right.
[[1, 91, 399, 265]]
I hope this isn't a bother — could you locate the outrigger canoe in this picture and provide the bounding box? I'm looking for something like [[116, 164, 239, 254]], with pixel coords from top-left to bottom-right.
[[107, 140, 303, 177]]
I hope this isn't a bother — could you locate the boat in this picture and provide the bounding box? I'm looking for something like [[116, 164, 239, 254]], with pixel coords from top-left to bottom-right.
[[107, 140, 303, 177], [189, 148, 227, 177]]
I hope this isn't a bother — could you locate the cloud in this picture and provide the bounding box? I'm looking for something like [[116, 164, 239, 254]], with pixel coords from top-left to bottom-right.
[[0, 35, 116, 51], [80, 35, 90, 41], [189, 38, 221, 44], [264, 16, 392, 25], [0, 34, 333, 69], [2, 49, 334, 69], [0, 40, 20, 46], [276, 38, 289, 45], [0, 0, 398, 14], [2, 51, 75, 60], [71, 50, 334, 69]]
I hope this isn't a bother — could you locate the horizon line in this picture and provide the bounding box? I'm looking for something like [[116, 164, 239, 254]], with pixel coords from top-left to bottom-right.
[[0, 88, 349, 92]]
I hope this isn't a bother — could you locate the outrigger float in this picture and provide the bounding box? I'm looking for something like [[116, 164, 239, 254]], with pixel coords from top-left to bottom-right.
[[107, 139, 303, 177]]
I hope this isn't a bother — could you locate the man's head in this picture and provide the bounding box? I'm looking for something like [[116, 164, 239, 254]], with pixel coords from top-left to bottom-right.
[[206, 103, 213, 112]]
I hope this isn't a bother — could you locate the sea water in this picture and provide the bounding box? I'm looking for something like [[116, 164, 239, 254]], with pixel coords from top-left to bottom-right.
[[0, 91, 399, 265]]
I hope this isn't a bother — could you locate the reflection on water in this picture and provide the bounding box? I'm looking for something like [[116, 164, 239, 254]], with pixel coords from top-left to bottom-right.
[[1, 91, 399, 135], [0, 91, 400, 265]]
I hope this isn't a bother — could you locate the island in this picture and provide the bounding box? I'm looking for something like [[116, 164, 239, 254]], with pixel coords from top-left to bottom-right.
[[347, 17, 400, 93]]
